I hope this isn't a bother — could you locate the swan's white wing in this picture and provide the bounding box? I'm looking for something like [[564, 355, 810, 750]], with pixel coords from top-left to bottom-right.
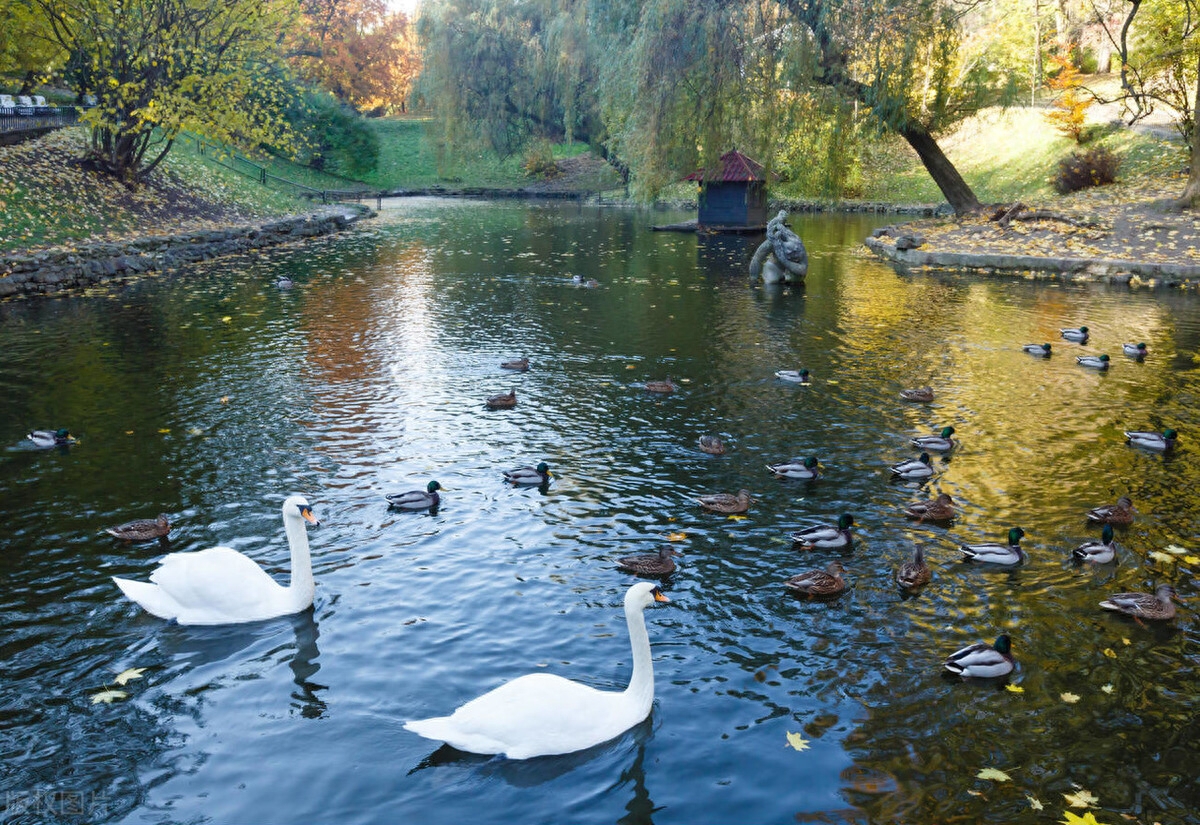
[[406, 672, 637, 759], [147, 547, 283, 623]]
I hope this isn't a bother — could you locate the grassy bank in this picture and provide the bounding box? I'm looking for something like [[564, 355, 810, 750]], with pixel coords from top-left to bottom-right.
[[0, 129, 308, 255]]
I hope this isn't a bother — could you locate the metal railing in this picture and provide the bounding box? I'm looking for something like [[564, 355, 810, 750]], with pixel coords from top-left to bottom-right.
[[0, 105, 84, 135], [195, 137, 380, 205]]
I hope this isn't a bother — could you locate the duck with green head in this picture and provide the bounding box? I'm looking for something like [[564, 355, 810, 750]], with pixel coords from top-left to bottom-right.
[[1077, 354, 1110, 370], [504, 462, 551, 486], [386, 481, 443, 510], [789, 514, 854, 551], [1122, 342, 1148, 359], [766, 456, 821, 480], [1023, 343, 1052, 357], [26, 428, 75, 448], [1072, 524, 1117, 564], [911, 426, 957, 452], [1125, 428, 1177, 452], [960, 527, 1027, 565], [944, 634, 1015, 678], [1060, 325, 1089, 343], [890, 452, 933, 480]]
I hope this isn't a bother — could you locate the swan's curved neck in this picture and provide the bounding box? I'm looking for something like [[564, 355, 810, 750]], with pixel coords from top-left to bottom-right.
[[623, 602, 654, 712], [283, 514, 314, 608]]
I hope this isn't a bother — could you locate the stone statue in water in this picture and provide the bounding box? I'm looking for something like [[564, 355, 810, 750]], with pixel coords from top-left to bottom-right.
[[749, 210, 808, 284]]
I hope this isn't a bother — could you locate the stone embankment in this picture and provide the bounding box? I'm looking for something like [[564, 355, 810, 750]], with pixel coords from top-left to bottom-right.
[[0, 207, 370, 299], [865, 227, 1200, 289]]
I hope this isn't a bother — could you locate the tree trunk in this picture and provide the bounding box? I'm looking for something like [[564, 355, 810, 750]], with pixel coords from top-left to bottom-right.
[[1178, 52, 1200, 209], [897, 121, 982, 214]]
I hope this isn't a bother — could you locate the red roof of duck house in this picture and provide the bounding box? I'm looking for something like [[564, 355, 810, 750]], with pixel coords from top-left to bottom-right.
[[685, 150, 766, 183]]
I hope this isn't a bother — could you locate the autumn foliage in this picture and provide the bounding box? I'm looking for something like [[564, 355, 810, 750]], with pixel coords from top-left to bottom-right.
[[1052, 146, 1120, 194], [1044, 53, 1094, 143], [289, 0, 420, 114]]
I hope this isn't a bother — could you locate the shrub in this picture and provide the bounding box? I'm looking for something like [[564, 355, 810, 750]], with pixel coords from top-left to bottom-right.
[[1044, 53, 1094, 143], [522, 141, 560, 179], [1052, 146, 1120, 193]]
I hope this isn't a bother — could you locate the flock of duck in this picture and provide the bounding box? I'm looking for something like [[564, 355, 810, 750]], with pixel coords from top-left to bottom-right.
[[20, 320, 1184, 759], [641, 321, 1181, 681]]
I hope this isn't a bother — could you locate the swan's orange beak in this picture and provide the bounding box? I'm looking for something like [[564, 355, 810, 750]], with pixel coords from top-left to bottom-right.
[[301, 507, 320, 526], [652, 589, 670, 603]]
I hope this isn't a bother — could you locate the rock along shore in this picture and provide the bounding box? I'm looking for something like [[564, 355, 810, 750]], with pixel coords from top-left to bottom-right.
[[0, 206, 371, 300], [864, 230, 1200, 290]]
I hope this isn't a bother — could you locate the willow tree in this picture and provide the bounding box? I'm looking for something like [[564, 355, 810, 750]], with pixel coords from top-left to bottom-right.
[[31, 0, 300, 183]]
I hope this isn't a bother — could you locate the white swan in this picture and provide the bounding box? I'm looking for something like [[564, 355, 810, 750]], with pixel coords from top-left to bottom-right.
[[112, 495, 320, 625], [404, 582, 670, 759]]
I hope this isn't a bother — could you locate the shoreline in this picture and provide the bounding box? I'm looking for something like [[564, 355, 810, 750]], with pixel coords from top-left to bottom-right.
[[0, 205, 372, 300]]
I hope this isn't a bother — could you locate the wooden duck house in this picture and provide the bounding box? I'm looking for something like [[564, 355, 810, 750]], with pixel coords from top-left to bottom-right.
[[686, 150, 768, 232]]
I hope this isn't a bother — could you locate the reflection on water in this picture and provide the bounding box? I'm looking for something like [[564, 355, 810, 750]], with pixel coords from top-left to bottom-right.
[[0, 198, 1196, 825]]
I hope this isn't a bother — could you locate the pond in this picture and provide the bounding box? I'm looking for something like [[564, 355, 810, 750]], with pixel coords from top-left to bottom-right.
[[1, 199, 1197, 825]]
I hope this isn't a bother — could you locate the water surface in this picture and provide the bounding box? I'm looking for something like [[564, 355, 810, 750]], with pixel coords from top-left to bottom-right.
[[1, 199, 1197, 825]]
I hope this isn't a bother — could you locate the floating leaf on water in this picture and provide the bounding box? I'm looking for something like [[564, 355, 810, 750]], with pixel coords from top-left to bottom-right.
[[1103, 648, 1117, 659], [114, 667, 146, 686], [1164, 544, 1189, 555], [976, 767, 1011, 782], [221, 316, 232, 323], [1005, 684, 1025, 694], [726, 514, 748, 521], [1101, 684, 1114, 694], [1148, 551, 1175, 564], [1061, 692, 1081, 704], [667, 532, 687, 542], [91, 689, 128, 704], [826, 379, 839, 385], [785, 731, 810, 751], [1059, 811, 1109, 825], [219, 396, 230, 404], [1026, 795, 1044, 811], [1063, 788, 1100, 808], [157, 428, 171, 434]]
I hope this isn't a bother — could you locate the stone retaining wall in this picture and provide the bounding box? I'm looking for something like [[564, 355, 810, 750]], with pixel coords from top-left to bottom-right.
[[864, 235, 1200, 290], [0, 208, 370, 299]]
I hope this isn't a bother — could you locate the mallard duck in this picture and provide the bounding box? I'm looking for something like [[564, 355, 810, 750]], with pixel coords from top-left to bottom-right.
[[1072, 523, 1117, 564], [1023, 343, 1052, 357], [900, 386, 933, 402], [1122, 342, 1148, 359], [1060, 325, 1089, 343], [698, 435, 727, 455], [617, 546, 679, 578], [911, 426, 957, 452], [944, 634, 1014, 678], [486, 389, 517, 409], [1076, 354, 1110, 369], [960, 527, 1027, 565], [767, 456, 821, 480], [903, 492, 955, 523], [644, 377, 677, 393], [1099, 583, 1177, 621], [503, 462, 551, 486], [1086, 495, 1135, 525], [275, 276, 294, 288], [386, 480, 443, 510], [784, 561, 847, 599], [501, 356, 530, 371], [26, 428, 75, 448], [1125, 428, 1177, 452], [890, 452, 933, 480], [696, 489, 752, 514], [775, 369, 811, 384], [105, 514, 171, 542], [789, 514, 854, 551], [895, 545, 932, 589]]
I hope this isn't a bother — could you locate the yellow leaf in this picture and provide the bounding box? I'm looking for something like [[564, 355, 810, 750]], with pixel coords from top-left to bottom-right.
[[667, 532, 688, 542], [220, 396, 230, 403], [726, 514, 748, 521], [157, 428, 171, 434], [1184, 555, 1200, 564], [221, 316, 232, 323], [1005, 684, 1025, 694], [626, 364, 636, 370], [91, 689, 128, 704], [1101, 684, 1114, 694], [125, 430, 134, 435], [1061, 692, 1081, 704], [114, 667, 146, 686], [1060, 812, 1109, 825], [1103, 648, 1116, 659], [825, 379, 839, 385], [1148, 550, 1175, 564], [1063, 788, 1100, 807], [1027, 795, 1044, 811], [785, 732, 810, 751], [976, 767, 1011, 782]]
